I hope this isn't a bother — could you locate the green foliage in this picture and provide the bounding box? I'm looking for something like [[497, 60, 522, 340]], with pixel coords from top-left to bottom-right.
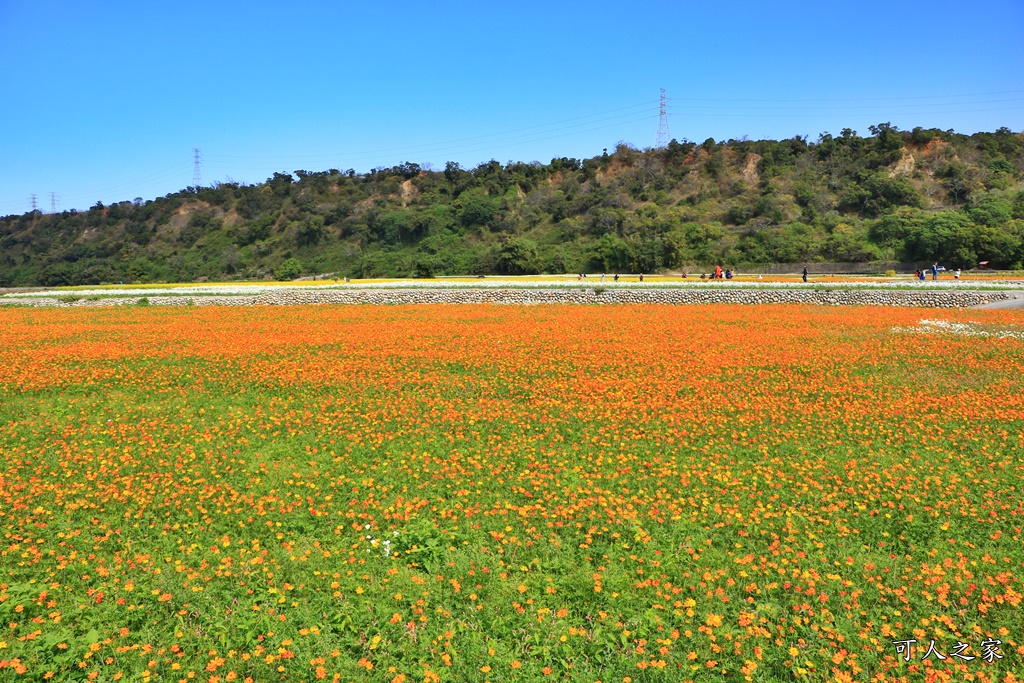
[[825, 222, 881, 262], [494, 237, 539, 275], [1, 126, 1023, 285], [1013, 191, 1024, 220], [901, 211, 1022, 267], [968, 197, 1012, 227], [455, 188, 498, 231], [296, 215, 325, 247], [839, 173, 922, 217], [869, 207, 925, 248], [274, 258, 303, 281], [180, 211, 222, 247]]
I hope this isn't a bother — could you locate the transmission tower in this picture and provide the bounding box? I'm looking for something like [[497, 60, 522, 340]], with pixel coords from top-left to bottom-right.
[[193, 148, 202, 187], [656, 88, 671, 148], [50, 192, 59, 213], [29, 194, 37, 213]]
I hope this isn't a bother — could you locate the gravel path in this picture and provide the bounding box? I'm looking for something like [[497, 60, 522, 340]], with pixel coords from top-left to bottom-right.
[[972, 293, 1024, 309]]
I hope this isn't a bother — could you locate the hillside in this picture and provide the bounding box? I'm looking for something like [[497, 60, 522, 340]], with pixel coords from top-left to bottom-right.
[[2, 124, 1023, 286]]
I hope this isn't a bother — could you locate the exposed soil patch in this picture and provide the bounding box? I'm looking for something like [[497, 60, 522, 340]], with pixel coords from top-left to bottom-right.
[[888, 152, 915, 177], [742, 154, 761, 184]]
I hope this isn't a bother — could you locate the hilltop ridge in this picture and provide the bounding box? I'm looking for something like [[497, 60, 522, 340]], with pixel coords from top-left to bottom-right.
[[2, 124, 1023, 286]]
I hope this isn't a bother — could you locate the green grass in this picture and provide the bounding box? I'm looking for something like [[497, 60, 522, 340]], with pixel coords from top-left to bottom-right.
[[0, 304, 1021, 682]]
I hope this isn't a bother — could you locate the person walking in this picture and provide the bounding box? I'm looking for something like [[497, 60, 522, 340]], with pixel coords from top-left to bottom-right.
[[802, 266, 808, 283], [931, 263, 939, 280]]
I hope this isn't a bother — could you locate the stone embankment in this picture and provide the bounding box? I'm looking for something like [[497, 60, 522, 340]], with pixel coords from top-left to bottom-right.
[[2, 288, 1015, 308]]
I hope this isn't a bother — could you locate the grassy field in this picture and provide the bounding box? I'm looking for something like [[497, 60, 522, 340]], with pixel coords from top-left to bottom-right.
[[1, 304, 1022, 682]]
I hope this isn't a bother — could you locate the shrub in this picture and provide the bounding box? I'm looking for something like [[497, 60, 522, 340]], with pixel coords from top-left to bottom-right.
[[275, 258, 303, 281]]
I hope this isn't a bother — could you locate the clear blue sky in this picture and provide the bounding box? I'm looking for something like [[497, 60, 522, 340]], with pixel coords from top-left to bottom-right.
[[1, 0, 1022, 215]]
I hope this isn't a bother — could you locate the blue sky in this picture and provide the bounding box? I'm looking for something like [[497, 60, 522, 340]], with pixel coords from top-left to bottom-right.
[[1, 0, 1022, 215]]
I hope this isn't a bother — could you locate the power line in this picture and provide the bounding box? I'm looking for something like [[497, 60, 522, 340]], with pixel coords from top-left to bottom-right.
[[665, 105, 1024, 119], [5, 90, 1020, 215], [202, 111, 660, 172], [197, 93, 1021, 169], [664, 98, 1024, 112], [37, 163, 193, 213], [665, 89, 1024, 104], [203, 100, 661, 162], [52, 164, 192, 208], [200, 113, 660, 178]]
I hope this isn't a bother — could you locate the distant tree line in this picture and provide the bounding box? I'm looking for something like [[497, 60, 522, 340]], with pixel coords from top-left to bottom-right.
[[1, 124, 1023, 287]]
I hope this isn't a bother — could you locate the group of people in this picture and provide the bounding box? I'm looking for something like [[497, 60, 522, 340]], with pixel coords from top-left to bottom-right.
[[582, 274, 630, 282], [914, 263, 961, 281], [700, 265, 733, 280], [573, 264, 965, 283]]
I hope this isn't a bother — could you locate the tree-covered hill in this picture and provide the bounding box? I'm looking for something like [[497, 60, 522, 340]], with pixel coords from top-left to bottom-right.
[[2, 124, 1023, 286]]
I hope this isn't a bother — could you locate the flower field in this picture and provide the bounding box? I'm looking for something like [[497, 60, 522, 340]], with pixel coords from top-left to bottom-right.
[[0, 303, 1022, 683]]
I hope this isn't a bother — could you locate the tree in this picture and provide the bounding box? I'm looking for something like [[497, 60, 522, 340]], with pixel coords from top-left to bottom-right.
[[936, 161, 973, 203], [905, 213, 972, 265], [968, 198, 1012, 227], [456, 189, 498, 231], [839, 173, 921, 217], [275, 258, 303, 280], [267, 172, 294, 196], [868, 122, 905, 162], [495, 237, 538, 275], [869, 207, 924, 250], [222, 246, 241, 274], [40, 262, 74, 287], [296, 216, 325, 247], [377, 211, 411, 244], [180, 211, 221, 247], [592, 233, 628, 271]]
